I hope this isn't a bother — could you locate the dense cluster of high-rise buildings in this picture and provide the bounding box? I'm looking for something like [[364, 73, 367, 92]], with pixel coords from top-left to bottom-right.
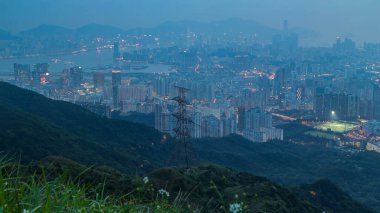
[[8, 20, 380, 145], [14, 63, 49, 87]]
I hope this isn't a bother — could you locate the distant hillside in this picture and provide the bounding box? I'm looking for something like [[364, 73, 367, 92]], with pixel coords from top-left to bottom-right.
[[112, 111, 155, 127], [19, 24, 74, 38], [127, 18, 282, 40], [127, 18, 317, 41], [76, 24, 124, 38], [0, 29, 17, 40], [16, 18, 317, 41], [19, 24, 123, 39], [0, 81, 170, 172]]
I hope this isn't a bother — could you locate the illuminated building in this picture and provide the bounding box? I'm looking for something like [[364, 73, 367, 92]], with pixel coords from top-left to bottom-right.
[[296, 86, 305, 101], [32, 63, 49, 87]]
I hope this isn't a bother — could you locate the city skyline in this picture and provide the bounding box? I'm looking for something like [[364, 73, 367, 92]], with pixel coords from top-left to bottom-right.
[[1, 0, 380, 45]]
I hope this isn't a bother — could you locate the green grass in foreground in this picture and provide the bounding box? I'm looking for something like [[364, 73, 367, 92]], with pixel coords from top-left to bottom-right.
[[0, 159, 199, 213]]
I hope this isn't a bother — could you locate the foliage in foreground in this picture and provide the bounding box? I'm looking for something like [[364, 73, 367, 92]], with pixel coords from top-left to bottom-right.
[[0, 159, 195, 213]]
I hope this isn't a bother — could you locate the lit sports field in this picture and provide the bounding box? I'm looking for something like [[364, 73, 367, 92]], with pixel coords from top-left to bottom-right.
[[316, 121, 358, 133]]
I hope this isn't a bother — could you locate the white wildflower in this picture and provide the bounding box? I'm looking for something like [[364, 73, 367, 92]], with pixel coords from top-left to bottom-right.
[[143, 176, 149, 184], [229, 203, 242, 213], [158, 188, 170, 197]]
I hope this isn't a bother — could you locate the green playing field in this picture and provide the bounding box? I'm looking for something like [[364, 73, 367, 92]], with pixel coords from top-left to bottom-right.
[[316, 121, 358, 133]]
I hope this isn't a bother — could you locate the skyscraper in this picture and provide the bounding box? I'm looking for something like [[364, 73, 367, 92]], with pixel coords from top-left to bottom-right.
[[154, 103, 176, 136], [271, 20, 299, 55], [32, 63, 49, 87], [237, 106, 246, 132], [69, 66, 83, 88], [14, 63, 31, 85], [201, 115, 221, 138], [190, 111, 202, 138], [93, 71, 105, 92], [113, 42, 121, 62], [243, 108, 282, 143], [112, 70, 122, 109], [283, 19, 289, 36], [314, 89, 359, 121], [245, 108, 272, 131]]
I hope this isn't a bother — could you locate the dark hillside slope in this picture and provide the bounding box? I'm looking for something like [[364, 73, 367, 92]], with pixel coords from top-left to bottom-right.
[[195, 136, 380, 211], [20, 158, 372, 213], [150, 165, 371, 213], [293, 179, 372, 213], [0, 81, 169, 172]]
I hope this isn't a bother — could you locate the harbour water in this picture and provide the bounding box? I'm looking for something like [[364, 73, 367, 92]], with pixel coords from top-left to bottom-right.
[[0, 49, 175, 77]]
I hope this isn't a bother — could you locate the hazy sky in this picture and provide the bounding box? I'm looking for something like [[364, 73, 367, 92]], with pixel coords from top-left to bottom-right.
[[0, 0, 379, 44]]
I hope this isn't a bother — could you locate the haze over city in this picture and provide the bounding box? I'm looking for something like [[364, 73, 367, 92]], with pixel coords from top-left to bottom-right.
[[1, 0, 380, 45], [1, 0, 380, 212]]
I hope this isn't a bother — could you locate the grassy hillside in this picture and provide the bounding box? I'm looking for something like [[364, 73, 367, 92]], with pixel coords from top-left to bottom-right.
[[195, 135, 380, 211], [150, 165, 371, 213], [0, 157, 188, 213], [3, 157, 371, 213], [294, 179, 372, 213]]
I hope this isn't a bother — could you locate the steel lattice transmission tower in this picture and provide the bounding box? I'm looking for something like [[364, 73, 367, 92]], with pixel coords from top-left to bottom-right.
[[171, 85, 194, 168]]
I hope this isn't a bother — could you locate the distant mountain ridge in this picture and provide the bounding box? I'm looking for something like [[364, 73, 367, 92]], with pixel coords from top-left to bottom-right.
[[16, 18, 317, 40], [76, 24, 124, 38], [19, 24, 74, 37], [0, 29, 17, 40], [19, 23, 124, 39]]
